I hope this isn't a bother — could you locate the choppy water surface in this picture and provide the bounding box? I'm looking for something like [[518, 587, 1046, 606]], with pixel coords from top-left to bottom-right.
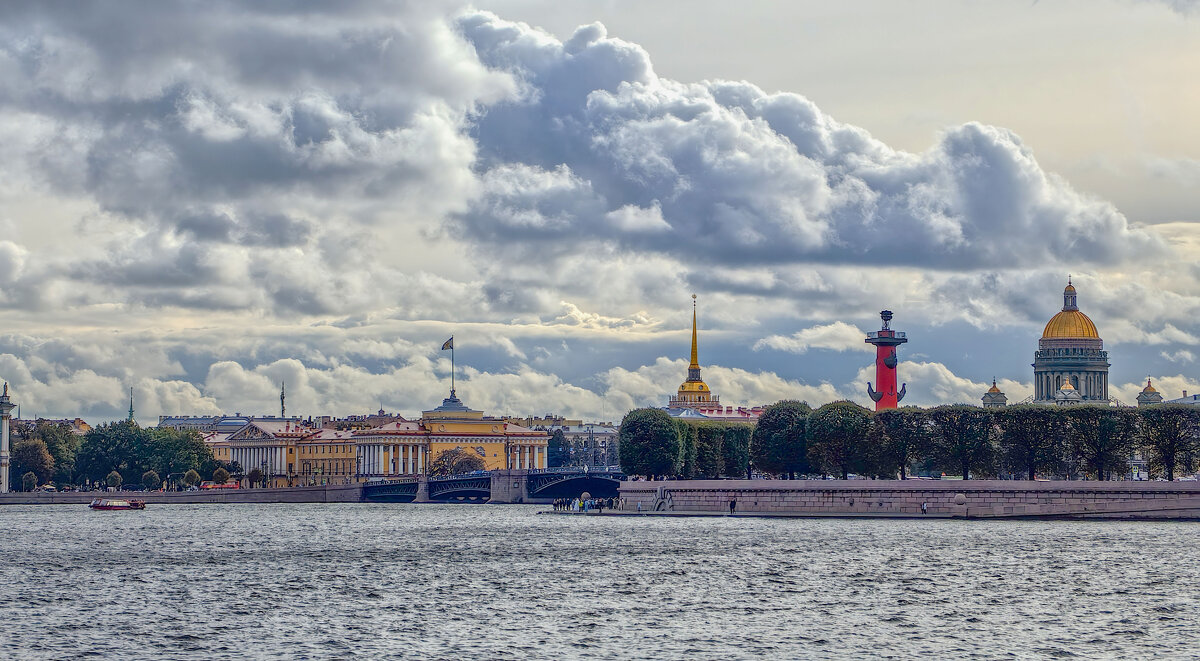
[[1, 505, 1197, 659]]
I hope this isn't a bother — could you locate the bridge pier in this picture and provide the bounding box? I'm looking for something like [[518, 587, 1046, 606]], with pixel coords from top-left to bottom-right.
[[414, 475, 430, 503], [488, 469, 530, 504]]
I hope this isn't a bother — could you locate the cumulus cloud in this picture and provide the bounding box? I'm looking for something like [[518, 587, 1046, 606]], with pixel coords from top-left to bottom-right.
[[456, 11, 1163, 273], [754, 322, 872, 354]]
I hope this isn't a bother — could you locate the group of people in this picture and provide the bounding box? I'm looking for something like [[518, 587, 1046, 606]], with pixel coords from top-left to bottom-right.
[[552, 497, 620, 512]]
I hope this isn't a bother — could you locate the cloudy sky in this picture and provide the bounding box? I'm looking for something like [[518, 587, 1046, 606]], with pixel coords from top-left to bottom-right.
[[0, 0, 1198, 423]]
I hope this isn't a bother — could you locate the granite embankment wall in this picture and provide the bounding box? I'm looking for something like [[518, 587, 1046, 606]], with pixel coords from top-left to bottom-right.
[[0, 483, 363, 505], [619, 480, 1200, 519]]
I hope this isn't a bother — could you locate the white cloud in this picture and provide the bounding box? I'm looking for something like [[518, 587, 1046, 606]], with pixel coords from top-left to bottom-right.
[[754, 322, 872, 354]]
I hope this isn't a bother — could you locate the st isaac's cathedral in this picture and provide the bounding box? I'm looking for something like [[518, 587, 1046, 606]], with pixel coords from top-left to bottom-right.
[[1031, 279, 1110, 403]]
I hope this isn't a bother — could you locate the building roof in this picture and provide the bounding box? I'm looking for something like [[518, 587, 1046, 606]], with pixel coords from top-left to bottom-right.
[[1042, 281, 1100, 339], [1043, 310, 1100, 339]]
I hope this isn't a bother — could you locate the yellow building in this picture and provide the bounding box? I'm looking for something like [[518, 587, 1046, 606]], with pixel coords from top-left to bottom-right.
[[354, 420, 429, 479], [203, 431, 232, 464], [297, 428, 358, 485], [227, 420, 311, 488], [422, 391, 548, 472]]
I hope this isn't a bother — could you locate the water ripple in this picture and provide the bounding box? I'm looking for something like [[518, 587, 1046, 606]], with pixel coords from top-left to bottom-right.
[[1, 504, 1198, 659]]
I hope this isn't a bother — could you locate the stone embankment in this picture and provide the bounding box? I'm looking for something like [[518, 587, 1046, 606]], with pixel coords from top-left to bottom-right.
[[0, 483, 363, 505], [619, 479, 1200, 519]]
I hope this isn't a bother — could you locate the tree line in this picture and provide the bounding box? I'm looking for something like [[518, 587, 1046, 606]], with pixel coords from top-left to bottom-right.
[[618, 402, 1200, 481], [6, 419, 236, 491]]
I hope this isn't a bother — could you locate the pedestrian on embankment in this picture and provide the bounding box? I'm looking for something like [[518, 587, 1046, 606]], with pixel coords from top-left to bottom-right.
[[729, 500, 736, 515]]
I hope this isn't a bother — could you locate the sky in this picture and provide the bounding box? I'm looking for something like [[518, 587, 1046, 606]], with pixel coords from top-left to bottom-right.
[[0, 0, 1198, 424]]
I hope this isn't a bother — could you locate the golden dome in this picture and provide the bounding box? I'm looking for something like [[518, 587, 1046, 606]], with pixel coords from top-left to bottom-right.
[[1042, 310, 1099, 339], [678, 381, 709, 393], [1059, 380, 1075, 391], [1143, 378, 1157, 393], [987, 381, 1002, 394]]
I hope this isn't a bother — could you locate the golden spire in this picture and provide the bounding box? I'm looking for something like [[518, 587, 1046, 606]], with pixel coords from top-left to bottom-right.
[[690, 294, 699, 369]]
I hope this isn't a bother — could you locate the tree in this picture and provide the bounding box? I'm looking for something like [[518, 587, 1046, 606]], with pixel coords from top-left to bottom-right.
[[77, 420, 147, 485], [428, 448, 487, 477], [675, 420, 699, 479], [1138, 405, 1200, 481], [141, 470, 161, 490], [547, 429, 569, 467], [213, 466, 230, 484], [32, 421, 80, 486], [21, 472, 36, 492], [995, 405, 1068, 480], [618, 408, 682, 478], [721, 424, 753, 479], [871, 407, 928, 479], [11, 439, 55, 486], [106, 470, 123, 489], [693, 423, 725, 478], [927, 405, 998, 480], [750, 401, 812, 478], [806, 401, 872, 479], [246, 467, 264, 488], [183, 469, 201, 487], [1065, 406, 1137, 480]]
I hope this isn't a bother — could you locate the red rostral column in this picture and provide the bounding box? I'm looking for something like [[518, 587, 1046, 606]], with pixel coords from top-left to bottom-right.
[[865, 310, 907, 411]]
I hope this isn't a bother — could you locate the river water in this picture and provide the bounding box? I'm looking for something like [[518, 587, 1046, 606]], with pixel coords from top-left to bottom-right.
[[1, 504, 1197, 659]]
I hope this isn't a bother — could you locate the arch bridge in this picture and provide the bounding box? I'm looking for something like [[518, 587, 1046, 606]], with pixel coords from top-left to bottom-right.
[[361, 468, 624, 503]]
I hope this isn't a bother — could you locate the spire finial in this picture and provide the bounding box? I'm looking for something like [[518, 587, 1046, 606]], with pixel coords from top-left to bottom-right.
[[128, 386, 135, 423], [689, 294, 699, 369]]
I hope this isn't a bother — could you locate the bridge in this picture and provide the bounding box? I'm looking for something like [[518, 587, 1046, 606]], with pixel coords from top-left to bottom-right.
[[361, 468, 625, 504]]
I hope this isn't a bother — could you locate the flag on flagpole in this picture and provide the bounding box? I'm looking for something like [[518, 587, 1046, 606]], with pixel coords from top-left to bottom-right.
[[441, 337, 454, 351]]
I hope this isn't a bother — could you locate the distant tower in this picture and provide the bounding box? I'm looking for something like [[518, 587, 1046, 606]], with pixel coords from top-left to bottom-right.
[[1137, 378, 1164, 407], [0, 383, 15, 493], [865, 310, 907, 411], [280, 382, 286, 418], [127, 387, 136, 424], [668, 294, 719, 410], [981, 378, 1008, 408], [1034, 278, 1109, 402]]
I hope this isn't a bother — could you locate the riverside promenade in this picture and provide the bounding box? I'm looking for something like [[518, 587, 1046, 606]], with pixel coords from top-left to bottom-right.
[[0, 483, 363, 505], [618, 479, 1200, 519]]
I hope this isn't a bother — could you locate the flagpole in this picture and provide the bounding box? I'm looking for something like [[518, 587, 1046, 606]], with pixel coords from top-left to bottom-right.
[[451, 344, 455, 395]]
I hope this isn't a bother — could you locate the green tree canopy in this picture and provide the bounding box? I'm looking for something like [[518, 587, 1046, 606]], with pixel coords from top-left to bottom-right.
[[183, 469, 201, 487], [21, 472, 37, 492], [77, 420, 146, 485], [618, 408, 682, 478], [750, 400, 812, 478], [32, 421, 80, 486], [693, 423, 725, 479], [547, 429, 568, 467], [675, 419, 699, 479], [246, 467, 264, 487], [106, 470, 123, 488], [806, 401, 872, 479], [212, 466, 231, 484], [142, 469, 161, 490], [871, 407, 928, 479], [721, 424, 753, 478], [1138, 405, 1200, 481], [995, 405, 1068, 480], [428, 447, 487, 477], [11, 439, 55, 486], [927, 405, 998, 480], [1065, 406, 1137, 480]]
